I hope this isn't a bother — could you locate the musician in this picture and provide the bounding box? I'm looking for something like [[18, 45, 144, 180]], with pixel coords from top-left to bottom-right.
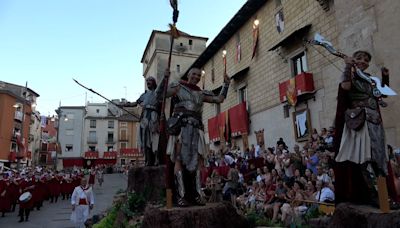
[[162, 68, 230, 206], [334, 50, 393, 207], [71, 178, 94, 228], [0, 173, 12, 217], [88, 167, 96, 187], [18, 174, 35, 222]]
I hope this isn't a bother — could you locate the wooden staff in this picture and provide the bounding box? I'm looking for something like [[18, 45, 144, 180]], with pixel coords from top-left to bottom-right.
[[159, 0, 179, 209]]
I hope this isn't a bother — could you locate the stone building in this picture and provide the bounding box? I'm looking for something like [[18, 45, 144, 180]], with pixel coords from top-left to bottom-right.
[[189, 0, 399, 151]]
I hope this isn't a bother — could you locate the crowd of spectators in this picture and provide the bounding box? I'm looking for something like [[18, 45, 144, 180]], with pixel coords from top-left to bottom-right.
[[201, 127, 337, 224]]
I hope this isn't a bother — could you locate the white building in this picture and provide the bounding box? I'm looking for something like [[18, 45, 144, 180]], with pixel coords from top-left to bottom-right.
[[57, 106, 86, 169]]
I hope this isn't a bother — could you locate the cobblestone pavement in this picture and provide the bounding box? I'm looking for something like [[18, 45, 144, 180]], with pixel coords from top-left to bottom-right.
[[0, 173, 127, 228]]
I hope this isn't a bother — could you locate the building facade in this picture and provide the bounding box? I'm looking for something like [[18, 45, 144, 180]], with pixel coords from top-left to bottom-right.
[[192, 0, 399, 151], [57, 106, 86, 169], [0, 81, 39, 170]]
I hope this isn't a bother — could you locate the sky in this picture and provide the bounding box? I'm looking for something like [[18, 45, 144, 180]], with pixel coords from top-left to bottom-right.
[[0, 0, 245, 116]]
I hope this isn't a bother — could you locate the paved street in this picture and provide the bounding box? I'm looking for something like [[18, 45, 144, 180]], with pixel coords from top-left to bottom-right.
[[0, 173, 127, 228]]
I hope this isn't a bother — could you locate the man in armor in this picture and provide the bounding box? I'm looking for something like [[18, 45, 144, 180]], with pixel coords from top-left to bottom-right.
[[136, 76, 162, 166], [334, 50, 396, 208], [161, 68, 230, 206]]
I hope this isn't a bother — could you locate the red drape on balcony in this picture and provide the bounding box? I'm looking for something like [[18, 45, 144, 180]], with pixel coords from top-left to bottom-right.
[[207, 116, 219, 142], [103, 151, 117, 159], [120, 148, 140, 157], [228, 102, 249, 137], [84, 151, 99, 159]]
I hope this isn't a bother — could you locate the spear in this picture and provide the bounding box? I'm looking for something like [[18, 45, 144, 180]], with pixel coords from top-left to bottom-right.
[[73, 78, 140, 119], [159, 0, 179, 209]]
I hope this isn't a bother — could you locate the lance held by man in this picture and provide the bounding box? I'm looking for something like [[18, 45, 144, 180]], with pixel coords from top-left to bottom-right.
[[158, 0, 179, 209], [73, 78, 140, 119]]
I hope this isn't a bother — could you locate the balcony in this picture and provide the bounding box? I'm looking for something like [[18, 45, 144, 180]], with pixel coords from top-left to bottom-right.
[[87, 137, 98, 144], [106, 138, 115, 144], [14, 111, 23, 122], [84, 151, 99, 159]]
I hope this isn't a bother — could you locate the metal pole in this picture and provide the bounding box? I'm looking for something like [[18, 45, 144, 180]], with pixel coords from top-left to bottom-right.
[[55, 107, 61, 171]]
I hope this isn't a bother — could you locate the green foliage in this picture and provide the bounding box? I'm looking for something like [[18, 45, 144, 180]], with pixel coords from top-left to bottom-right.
[[93, 206, 118, 228], [120, 192, 147, 219]]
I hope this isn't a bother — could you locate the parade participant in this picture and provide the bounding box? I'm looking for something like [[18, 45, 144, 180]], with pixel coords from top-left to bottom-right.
[[96, 168, 104, 187], [136, 76, 162, 166], [162, 68, 230, 206], [9, 174, 20, 212], [334, 50, 393, 207], [88, 167, 95, 187], [0, 173, 12, 217], [18, 174, 35, 222], [49, 171, 61, 203], [71, 178, 94, 228]]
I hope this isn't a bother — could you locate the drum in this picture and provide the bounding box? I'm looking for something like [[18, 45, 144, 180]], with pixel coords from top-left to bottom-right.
[[19, 192, 32, 203]]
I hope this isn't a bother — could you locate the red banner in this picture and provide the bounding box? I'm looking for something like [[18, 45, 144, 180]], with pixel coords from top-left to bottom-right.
[[103, 151, 117, 159], [120, 148, 140, 157], [207, 116, 219, 142], [228, 102, 249, 137], [63, 158, 84, 167]]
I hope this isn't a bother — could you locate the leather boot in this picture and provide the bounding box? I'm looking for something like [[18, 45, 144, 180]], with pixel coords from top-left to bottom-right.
[[175, 171, 189, 207], [361, 165, 379, 207]]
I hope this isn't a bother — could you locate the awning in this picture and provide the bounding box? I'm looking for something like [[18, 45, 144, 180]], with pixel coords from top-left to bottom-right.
[[62, 158, 84, 167], [207, 116, 219, 142], [84, 151, 99, 159], [230, 67, 249, 81], [268, 24, 312, 51], [228, 102, 249, 137], [103, 151, 117, 159]]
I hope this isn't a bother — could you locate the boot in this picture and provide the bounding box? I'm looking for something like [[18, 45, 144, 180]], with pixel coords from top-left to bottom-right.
[[194, 169, 206, 206], [175, 171, 189, 207], [361, 164, 379, 208], [18, 209, 24, 222], [25, 209, 30, 222]]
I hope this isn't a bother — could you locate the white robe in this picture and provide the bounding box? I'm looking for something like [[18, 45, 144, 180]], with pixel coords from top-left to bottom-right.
[[70, 186, 94, 228]]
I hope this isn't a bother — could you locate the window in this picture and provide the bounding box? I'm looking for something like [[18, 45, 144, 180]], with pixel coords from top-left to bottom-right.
[[89, 146, 96, 151], [96, 109, 100, 113], [291, 52, 308, 76], [120, 122, 127, 128], [120, 129, 127, 140], [66, 130, 74, 136], [121, 159, 126, 165], [66, 113, 74, 120], [120, 142, 127, 149], [89, 131, 96, 142], [11, 142, 17, 151], [107, 132, 114, 143], [189, 39, 193, 50], [107, 146, 114, 151], [239, 86, 247, 103], [90, 120, 96, 128], [65, 144, 73, 152], [40, 154, 47, 164], [177, 64, 180, 73], [108, 120, 114, 129]]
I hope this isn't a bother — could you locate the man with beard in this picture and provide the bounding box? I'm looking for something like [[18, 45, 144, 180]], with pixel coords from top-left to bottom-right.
[[161, 68, 230, 206]]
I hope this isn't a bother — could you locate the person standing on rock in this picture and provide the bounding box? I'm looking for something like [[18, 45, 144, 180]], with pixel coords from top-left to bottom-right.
[[136, 76, 162, 166], [161, 68, 230, 206], [71, 178, 94, 228]]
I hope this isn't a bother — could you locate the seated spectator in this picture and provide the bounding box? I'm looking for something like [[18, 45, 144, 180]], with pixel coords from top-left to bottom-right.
[[315, 180, 335, 203]]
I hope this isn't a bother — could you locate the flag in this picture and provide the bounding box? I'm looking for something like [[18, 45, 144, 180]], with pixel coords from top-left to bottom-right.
[[40, 115, 47, 128], [286, 78, 297, 106], [169, 0, 177, 10], [252, 26, 259, 59], [236, 42, 241, 63]]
